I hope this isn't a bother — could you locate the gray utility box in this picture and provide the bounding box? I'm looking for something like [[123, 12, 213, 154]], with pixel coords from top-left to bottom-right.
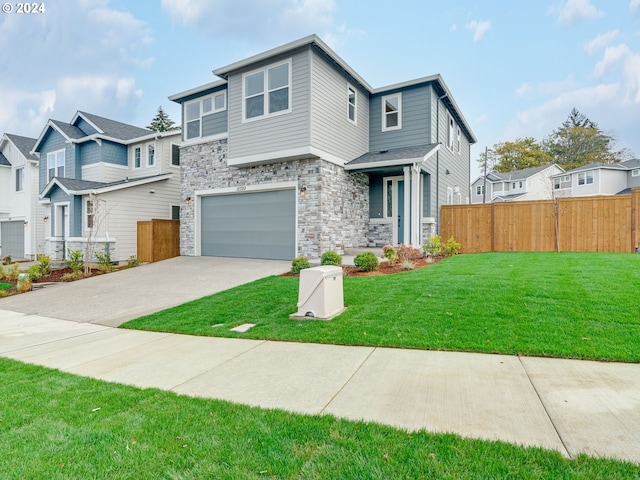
[[291, 265, 345, 320]]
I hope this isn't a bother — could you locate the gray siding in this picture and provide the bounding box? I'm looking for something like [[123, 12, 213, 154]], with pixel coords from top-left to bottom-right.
[[100, 141, 128, 166], [227, 48, 310, 160], [628, 171, 640, 189], [369, 85, 431, 152], [79, 142, 100, 166], [75, 118, 98, 135], [202, 111, 228, 137], [309, 49, 369, 162]]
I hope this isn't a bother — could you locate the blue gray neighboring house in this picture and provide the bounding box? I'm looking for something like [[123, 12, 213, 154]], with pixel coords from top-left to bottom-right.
[[170, 34, 477, 261]]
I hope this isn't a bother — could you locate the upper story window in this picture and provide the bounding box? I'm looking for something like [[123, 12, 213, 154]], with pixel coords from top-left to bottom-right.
[[381, 93, 402, 131], [15, 167, 23, 192], [476, 185, 485, 196], [147, 144, 155, 167], [243, 60, 291, 122], [47, 149, 65, 180], [134, 147, 141, 168], [171, 143, 180, 166], [185, 91, 227, 140], [447, 115, 455, 150], [577, 171, 594, 186], [457, 127, 461, 153], [632, 168, 639, 177], [553, 175, 571, 189], [347, 84, 357, 124], [86, 200, 94, 229]]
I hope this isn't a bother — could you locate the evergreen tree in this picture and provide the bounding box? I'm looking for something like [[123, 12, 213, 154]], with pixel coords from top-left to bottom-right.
[[147, 106, 177, 132]]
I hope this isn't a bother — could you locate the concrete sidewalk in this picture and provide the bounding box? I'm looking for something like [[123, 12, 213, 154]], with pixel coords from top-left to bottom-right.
[[1, 309, 638, 464]]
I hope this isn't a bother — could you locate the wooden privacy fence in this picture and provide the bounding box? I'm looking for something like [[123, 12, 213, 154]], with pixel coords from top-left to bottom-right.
[[137, 219, 180, 263], [441, 188, 640, 253]]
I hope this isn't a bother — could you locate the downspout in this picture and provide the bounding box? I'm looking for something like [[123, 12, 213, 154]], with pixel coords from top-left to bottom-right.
[[436, 92, 448, 235]]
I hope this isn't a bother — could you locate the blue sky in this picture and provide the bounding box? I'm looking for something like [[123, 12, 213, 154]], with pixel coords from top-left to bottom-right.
[[1, 0, 639, 179]]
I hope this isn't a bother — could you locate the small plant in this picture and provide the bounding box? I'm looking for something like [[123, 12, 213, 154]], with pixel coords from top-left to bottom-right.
[[61, 271, 86, 282], [65, 249, 85, 274], [354, 252, 379, 272], [2, 255, 12, 265], [36, 254, 52, 277], [3, 263, 20, 282], [95, 250, 114, 274], [320, 251, 342, 267], [382, 245, 399, 265], [423, 234, 443, 256], [291, 256, 310, 274], [27, 265, 41, 281], [397, 244, 422, 262], [444, 236, 461, 256], [0, 263, 5, 281], [125, 256, 140, 269], [401, 260, 416, 270]]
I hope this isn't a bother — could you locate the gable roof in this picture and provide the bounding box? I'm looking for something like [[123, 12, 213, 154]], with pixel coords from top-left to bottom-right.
[[40, 173, 173, 198], [4, 134, 38, 161], [74, 111, 152, 141], [558, 162, 627, 175], [345, 143, 441, 171], [0, 151, 10, 167]]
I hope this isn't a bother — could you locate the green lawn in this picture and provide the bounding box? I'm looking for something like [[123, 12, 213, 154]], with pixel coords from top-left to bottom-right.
[[122, 252, 640, 363], [1, 358, 637, 479], [0, 282, 13, 290]]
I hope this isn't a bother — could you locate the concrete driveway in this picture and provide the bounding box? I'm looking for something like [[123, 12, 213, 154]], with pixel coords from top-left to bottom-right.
[[0, 256, 290, 327]]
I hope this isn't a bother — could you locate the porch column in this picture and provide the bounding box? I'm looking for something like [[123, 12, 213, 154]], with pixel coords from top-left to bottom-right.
[[411, 164, 421, 246], [403, 166, 411, 244]]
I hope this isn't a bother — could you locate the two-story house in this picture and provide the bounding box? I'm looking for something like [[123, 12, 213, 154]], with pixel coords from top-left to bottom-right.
[[170, 34, 476, 261], [34, 111, 181, 262], [551, 159, 640, 197], [0, 134, 45, 260], [471, 164, 564, 204]]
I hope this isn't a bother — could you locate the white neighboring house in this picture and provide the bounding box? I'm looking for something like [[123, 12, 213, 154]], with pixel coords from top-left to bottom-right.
[[471, 164, 565, 204], [0, 134, 46, 260], [551, 159, 640, 197]]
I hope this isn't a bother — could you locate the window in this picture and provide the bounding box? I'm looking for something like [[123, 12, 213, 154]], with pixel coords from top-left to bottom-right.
[[134, 147, 141, 168], [381, 93, 402, 131], [447, 115, 454, 150], [553, 175, 571, 190], [171, 205, 180, 220], [578, 171, 594, 185], [347, 84, 357, 124], [86, 200, 94, 229], [385, 179, 393, 217], [47, 149, 65, 180], [447, 186, 454, 204], [15, 167, 23, 192], [632, 169, 639, 177], [243, 60, 291, 121], [476, 185, 485, 196], [147, 144, 155, 167], [457, 127, 461, 153], [185, 91, 227, 140], [185, 100, 200, 139], [519, 181, 523, 188], [171, 144, 180, 166], [512, 182, 516, 189]]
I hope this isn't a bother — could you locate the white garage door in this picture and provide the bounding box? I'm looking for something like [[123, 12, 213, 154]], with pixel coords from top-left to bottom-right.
[[200, 189, 295, 260]]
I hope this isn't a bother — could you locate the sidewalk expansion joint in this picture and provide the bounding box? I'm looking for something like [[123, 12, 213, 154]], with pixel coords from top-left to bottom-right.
[[518, 355, 573, 459], [319, 346, 377, 415]]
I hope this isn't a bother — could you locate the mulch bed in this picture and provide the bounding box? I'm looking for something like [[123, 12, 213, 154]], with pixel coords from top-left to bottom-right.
[[282, 256, 447, 277]]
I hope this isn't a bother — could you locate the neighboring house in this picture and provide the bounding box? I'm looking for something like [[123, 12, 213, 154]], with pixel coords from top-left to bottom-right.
[[169, 34, 476, 261], [471, 164, 565, 204], [33, 111, 181, 262], [551, 159, 640, 197], [0, 134, 46, 260]]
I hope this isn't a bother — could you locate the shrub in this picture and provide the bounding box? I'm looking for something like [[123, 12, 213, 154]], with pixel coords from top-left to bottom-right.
[[397, 244, 422, 262], [125, 256, 140, 269], [423, 234, 442, 256], [95, 250, 114, 274], [36, 254, 52, 276], [27, 265, 41, 281], [291, 256, 310, 274], [3, 263, 20, 282], [354, 252, 379, 272], [444, 236, 461, 256], [382, 245, 399, 265], [0, 264, 4, 281], [65, 249, 84, 274], [401, 260, 416, 270], [61, 271, 85, 282], [2, 255, 12, 265], [320, 251, 342, 267]]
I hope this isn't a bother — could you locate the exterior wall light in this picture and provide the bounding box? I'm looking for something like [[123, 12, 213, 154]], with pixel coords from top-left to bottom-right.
[[185, 196, 192, 204], [300, 186, 307, 197], [43, 216, 49, 222]]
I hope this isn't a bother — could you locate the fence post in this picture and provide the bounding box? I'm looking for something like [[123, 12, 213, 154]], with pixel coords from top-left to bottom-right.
[[491, 202, 495, 252], [632, 188, 639, 253]]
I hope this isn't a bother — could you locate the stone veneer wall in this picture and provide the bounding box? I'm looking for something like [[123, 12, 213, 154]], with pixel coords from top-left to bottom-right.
[[180, 138, 369, 259], [368, 221, 393, 247], [45, 238, 116, 262]]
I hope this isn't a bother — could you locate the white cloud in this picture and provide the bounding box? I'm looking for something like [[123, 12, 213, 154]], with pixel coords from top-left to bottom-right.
[[0, 0, 153, 138], [556, 0, 603, 25], [465, 20, 491, 42], [584, 30, 620, 56], [515, 83, 531, 97], [162, 0, 337, 41], [594, 44, 631, 78], [631, 0, 640, 16]]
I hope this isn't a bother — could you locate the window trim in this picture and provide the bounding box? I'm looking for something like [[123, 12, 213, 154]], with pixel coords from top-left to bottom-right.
[[577, 170, 594, 186], [47, 149, 65, 181], [347, 83, 357, 125], [15, 167, 24, 192], [170, 204, 180, 220], [170, 143, 180, 167], [184, 98, 202, 140], [147, 142, 156, 167], [632, 169, 639, 177], [381, 93, 402, 132], [476, 185, 485, 196], [242, 58, 292, 123], [133, 146, 141, 169], [86, 199, 94, 230], [447, 115, 455, 151]]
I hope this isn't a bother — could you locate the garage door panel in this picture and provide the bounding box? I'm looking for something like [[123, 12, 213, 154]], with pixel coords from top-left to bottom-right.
[[0, 221, 25, 259], [201, 189, 295, 260]]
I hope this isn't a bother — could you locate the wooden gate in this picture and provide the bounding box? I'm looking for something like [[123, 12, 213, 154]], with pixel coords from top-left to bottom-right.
[[137, 219, 180, 263]]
